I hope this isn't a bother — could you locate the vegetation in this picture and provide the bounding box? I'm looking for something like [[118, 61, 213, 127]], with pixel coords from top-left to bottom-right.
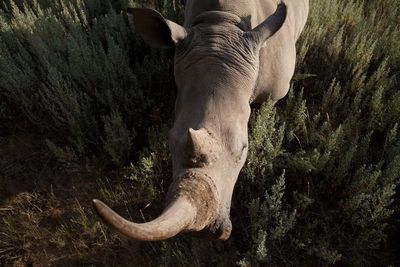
[[0, 0, 399, 266]]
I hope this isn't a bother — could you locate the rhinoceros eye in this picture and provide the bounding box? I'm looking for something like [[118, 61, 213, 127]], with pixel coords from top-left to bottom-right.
[[233, 137, 248, 163], [240, 143, 248, 159]]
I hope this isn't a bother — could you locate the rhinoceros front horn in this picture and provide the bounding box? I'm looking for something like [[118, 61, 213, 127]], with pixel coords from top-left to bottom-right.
[[92, 197, 196, 241]]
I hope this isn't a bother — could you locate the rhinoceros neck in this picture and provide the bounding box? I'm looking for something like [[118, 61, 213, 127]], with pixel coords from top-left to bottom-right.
[[189, 11, 250, 31], [183, 0, 279, 29]]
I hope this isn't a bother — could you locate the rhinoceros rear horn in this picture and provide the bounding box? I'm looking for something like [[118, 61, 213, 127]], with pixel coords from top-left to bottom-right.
[[249, 3, 287, 45], [126, 8, 187, 49], [187, 128, 209, 154], [93, 197, 195, 241]]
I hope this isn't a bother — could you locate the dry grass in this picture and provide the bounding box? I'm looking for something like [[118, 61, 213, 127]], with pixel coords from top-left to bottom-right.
[[0, 122, 233, 266]]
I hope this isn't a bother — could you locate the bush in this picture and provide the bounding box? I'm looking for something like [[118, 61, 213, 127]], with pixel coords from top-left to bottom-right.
[[0, 0, 180, 163], [235, 0, 400, 265]]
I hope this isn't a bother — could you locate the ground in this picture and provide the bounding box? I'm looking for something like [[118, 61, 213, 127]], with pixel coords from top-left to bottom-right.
[[0, 121, 234, 267], [0, 121, 134, 266]]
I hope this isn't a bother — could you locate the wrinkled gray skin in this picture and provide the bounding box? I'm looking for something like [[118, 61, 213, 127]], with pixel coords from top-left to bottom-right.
[[93, 0, 309, 241]]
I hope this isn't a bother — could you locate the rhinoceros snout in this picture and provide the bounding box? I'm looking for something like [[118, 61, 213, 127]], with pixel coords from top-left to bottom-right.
[[168, 170, 233, 240]]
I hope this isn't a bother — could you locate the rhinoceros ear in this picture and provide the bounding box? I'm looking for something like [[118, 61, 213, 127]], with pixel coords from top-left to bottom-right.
[[249, 3, 287, 46], [127, 8, 187, 49]]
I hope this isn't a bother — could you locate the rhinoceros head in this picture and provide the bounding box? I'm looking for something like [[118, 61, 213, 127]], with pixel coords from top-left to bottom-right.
[[93, 4, 286, 241]]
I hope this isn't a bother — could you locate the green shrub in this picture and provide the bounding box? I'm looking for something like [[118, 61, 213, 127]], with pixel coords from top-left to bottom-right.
[[235, 0, 400, 265], [0, 0, 179, 163]]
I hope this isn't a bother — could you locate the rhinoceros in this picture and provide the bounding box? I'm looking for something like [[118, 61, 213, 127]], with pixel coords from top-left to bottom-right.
[[93, 0, 309, 241]]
